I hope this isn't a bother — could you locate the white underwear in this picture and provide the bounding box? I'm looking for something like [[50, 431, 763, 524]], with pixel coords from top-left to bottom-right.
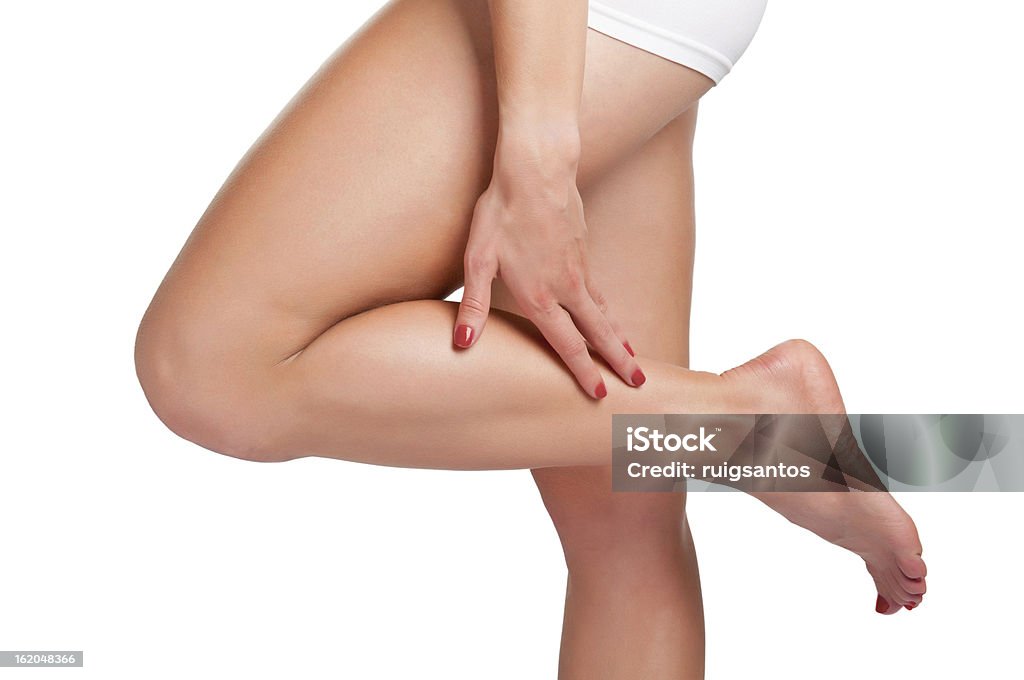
[[587, 0, 769, 83]]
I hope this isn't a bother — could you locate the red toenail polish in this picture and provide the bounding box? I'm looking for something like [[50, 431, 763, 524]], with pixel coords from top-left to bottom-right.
[[875, 595, 888, 614], [595, 382, 607, 399], [905, 603, 916, 610], [632, 368, 646, 387], [454, 324, 473, 348], [624, 341, 635, 357]]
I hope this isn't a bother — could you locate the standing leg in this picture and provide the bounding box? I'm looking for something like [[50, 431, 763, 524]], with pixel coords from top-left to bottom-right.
[[494, 108, 704, 679]]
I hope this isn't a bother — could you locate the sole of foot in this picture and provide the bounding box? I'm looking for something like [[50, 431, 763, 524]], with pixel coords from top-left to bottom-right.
[[722, 339, 928, 614]]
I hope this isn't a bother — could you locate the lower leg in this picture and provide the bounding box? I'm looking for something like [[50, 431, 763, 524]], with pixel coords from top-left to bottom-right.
[[559, 514, 703, 679], [148, 294, 733, 467], [539, 465, 704, 680]]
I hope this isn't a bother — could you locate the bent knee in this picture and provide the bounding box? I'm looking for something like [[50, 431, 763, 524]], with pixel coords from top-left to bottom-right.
[[134, 312, 292, 463]]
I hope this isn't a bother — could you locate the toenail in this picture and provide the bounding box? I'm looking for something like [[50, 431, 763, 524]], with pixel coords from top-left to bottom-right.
[[875, 594, 889, 614]]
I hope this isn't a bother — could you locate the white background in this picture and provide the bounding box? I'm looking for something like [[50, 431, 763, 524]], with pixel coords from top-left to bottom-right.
[[2, 1, 1021, 677]]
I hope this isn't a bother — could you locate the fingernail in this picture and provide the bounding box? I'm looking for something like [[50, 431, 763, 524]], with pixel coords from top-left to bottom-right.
[[631, 368, 646, 387], [875, 595, 888, 614], [595, 382, 607, 399], [624, 341, 635, 357], [454, 324, 474, 348]]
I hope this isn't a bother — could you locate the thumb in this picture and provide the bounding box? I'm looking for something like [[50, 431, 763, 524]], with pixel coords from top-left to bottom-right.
[[454, 253, 496, 349]]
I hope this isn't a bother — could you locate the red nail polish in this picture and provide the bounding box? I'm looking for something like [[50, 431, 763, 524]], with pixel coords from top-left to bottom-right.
[[631, 368, 646, 387], [905, 602, 916, 610], [454, 324, 474, 348], [624, 341, 635, 357], [595, 382, 607, 399], [875, 595, 888, 614]]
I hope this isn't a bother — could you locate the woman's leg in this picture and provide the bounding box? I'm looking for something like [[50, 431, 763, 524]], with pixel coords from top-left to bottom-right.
[[494, 109, 704, 679], [135, 0, 925, 619]]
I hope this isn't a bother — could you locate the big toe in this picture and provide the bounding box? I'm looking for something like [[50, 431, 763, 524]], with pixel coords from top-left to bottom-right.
[[875, 593, 900, 615], [870, 567, 921, 615]]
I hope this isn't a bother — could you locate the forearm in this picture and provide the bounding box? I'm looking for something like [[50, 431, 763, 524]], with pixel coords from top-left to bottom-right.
[[458, 1, 643, 395], [487, 0, 588, 160]]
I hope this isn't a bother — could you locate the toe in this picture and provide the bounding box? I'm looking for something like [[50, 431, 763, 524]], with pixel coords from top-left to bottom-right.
[[875, 593, 900, 615], [897, 553, 927, 580], [902, 574, 927, 595], [882, 575, 923, 612], [870, 567, 915, 615], [885, 569, 924, 609], [893, 584, 923, 609]]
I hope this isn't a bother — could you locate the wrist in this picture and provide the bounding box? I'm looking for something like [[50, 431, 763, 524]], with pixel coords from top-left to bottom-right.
[[494, 119, 582, 172]]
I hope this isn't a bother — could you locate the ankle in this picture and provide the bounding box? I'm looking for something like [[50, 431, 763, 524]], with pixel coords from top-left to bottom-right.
[[714, 367, 764, 414]]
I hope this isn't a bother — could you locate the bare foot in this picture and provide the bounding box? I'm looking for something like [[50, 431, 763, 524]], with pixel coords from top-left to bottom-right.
[[722, 339, 928, 615]]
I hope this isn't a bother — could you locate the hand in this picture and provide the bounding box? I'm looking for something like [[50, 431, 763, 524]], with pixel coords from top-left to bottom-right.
[[452, 130, 645, 398]]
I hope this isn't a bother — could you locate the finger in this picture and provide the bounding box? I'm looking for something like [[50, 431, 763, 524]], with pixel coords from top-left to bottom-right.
[[454, 251, 496, 349], [586, 278, 637, 358], [531, 302, 607, 399], [567, 291, 645, 388]]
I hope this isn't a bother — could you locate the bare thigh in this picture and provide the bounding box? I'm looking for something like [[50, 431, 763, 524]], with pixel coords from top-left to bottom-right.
[[137, 0, 713, 379]]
